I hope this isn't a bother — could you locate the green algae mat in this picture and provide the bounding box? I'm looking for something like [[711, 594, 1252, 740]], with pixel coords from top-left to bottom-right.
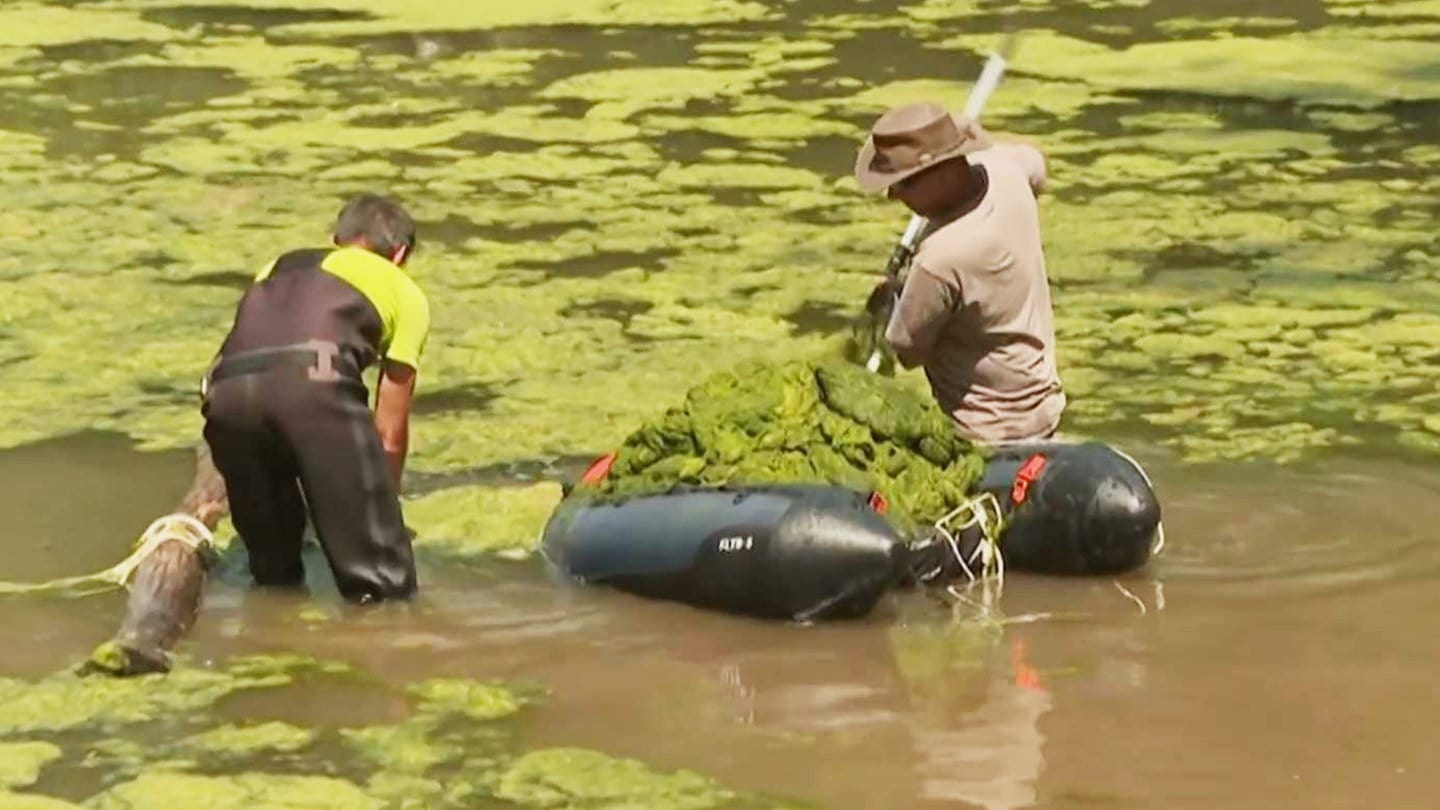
[[0, 0, 1432, 474], [0, 652, 809, 808]]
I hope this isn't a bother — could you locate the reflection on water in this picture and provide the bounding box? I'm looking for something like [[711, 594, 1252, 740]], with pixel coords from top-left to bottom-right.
[[1158, 455, 1440, 598], [914, 650, 1052, 810], [5, 435, 1440, 806]]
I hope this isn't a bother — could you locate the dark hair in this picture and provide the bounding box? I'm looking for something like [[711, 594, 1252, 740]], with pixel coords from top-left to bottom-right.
[[332, 194, 417, 259]]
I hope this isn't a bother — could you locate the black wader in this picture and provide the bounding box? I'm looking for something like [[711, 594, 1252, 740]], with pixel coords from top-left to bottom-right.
[[202, 248, 423, 603]]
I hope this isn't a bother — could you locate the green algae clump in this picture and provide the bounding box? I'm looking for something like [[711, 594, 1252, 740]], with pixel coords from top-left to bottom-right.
[[405, 483, 564, 558], [87, 771, 379, 810], [239, 0, 778, 35], [496, 748, 737, 809], [409, 678, 523, 722], [340, 678, 522, 777], [341, 719, 462, 776], [938, 31, 1440, 107], [539, 67, 761, 120], [176, 722, 316, 757], [0, 656, 340, 735], [0, 5, 175, 48], [578, 360, 987, 532], [364, 772, 445, 807], [0, 788, 69, 808], [0, 741, 62, 789]]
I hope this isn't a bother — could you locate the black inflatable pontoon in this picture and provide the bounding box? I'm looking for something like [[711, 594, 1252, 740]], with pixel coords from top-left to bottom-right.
[[907, 441, 1162, 582], [541, 484, 906, 622], [540, 440, 1161, 621]]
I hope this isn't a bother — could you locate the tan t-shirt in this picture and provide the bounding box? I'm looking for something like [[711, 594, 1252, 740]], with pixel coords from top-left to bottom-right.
[[884, 142, 1065, 444]]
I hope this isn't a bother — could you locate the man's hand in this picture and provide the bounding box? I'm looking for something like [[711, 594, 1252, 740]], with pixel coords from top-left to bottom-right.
[[864, 275, 904, 319], [845, 275, 904, 376], [374, 360, 417, 491]]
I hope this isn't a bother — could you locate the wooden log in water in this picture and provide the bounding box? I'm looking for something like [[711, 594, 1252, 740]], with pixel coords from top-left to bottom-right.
[[79, 444, 228, 677]]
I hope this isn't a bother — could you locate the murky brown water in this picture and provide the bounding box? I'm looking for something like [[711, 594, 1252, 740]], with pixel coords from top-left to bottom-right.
[[9, 435, 1440, 808], [5, 0, 1440, 805]]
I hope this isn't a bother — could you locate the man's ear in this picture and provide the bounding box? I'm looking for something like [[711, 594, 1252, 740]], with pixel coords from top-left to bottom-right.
[[391, 244, 409, 265]]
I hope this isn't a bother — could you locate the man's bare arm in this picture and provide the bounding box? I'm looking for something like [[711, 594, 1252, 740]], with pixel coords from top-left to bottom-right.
[[374, 360, 417, 490]]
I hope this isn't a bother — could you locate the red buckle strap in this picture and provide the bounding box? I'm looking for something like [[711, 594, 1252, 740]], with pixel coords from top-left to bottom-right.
[[1011, 454, 1047, 506], [579, 452, 617, 486]]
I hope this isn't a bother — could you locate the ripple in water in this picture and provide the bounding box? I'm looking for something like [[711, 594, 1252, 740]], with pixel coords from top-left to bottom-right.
[[1151, 456, 1440, 599]]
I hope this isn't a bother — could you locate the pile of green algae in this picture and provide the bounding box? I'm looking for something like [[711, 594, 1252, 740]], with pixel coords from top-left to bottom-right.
[[574, 359, 989, 534]]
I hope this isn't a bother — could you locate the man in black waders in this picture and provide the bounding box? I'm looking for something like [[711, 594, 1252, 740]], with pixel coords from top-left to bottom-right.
[[201, 194, 429, 603]]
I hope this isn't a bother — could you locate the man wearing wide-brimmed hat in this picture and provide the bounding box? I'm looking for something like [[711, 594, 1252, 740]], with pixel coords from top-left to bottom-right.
[[855, 101, 1064, 444]]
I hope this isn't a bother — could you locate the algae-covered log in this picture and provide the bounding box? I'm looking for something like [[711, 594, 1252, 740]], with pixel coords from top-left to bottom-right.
[[81, 444, 228, 678]]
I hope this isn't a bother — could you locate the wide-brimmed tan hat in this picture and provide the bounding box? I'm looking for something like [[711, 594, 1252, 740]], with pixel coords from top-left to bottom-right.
[[854, 101, 990, 193]]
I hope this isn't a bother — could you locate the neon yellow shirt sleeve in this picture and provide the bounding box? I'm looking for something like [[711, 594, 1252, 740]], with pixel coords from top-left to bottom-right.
[[385, 274, 430, 370]]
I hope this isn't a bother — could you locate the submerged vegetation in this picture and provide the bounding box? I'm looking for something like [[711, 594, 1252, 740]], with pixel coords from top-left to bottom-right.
[[2, 0, 1439, 805]]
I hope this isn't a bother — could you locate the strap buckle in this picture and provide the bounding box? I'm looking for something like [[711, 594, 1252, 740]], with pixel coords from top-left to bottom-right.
[[303, 339, 342, 383]]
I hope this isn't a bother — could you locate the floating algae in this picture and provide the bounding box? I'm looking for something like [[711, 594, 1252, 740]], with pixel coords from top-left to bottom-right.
[[6, 4, 1436, 806], [363, 772, 446, 808], [539, 67, 762, 120], [341, 677, 521, 776], [0, 0, 1435, 483], [405, 483, 564, 558], [0, 741, 62, 790], [112, 37, 364, 83], [903, 0, 1019, 25], [656, 163, 826, 191], [1155, 16, 1298, 35], [342, 718, 464, 775], [87, 771, 380, 810], [0, 794, 78, 809], [495, 748, 752, 809], [846, 76, 1112, 121], [0, 655, 347, 736], [81, 721, 317, 780], [176, 722, 317, 757], [577, 360, 988, 534], [937, 31, 1440, 106], [95, 0, 778, 34], [0, 5, 175, 48], [641, 112, 858, 144], [409, 678, 524, 722], [0, 655, 791, 809], [1325, 0, 1440, 18], [420, 49, 558, 87]]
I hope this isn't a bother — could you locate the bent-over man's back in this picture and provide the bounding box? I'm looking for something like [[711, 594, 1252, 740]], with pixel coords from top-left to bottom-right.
[[884, 141, 1065, 443]]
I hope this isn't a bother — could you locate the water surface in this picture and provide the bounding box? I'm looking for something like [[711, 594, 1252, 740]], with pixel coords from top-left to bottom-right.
[[4, 0, 1440, 806]]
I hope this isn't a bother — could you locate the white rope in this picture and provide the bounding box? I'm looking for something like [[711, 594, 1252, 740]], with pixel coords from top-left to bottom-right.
[[932, 491, 1006, 586], [0, 513, 214, 597], [108, 513, 215, 587], [1113, 580, 1148, 615]]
